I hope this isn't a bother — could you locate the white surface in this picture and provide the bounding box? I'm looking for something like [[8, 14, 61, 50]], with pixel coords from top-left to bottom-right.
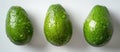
[[1, 0, 120, 52]]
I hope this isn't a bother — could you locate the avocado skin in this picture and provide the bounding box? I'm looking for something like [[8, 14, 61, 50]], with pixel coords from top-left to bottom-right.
[[6, 6, 33, 45], [84, 5, 113, 47], [44, 4, 72, 46]]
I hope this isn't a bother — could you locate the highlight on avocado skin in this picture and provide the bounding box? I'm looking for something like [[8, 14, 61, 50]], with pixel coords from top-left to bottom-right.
[[6, 6, 33, 45], [44, 4, 72, 46], [83, 5, 113, 47]]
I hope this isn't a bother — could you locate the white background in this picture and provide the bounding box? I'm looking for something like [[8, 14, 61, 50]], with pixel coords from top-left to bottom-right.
[[0, 0, 120, 52]]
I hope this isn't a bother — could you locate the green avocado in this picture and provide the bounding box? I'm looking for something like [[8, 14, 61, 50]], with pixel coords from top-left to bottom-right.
[[44, 4, 72, 46], [6, 6, 33, 45], [83, 5, 113, 47]]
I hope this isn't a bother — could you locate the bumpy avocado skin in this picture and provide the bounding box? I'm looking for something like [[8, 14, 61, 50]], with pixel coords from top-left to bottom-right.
[[44, 4, 72, 46], [84, 5, 113, 47], [6, 6, 33, 45]]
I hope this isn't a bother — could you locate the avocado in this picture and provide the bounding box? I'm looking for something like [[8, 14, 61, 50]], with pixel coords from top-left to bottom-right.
[[83, 5, 113, 47], [6, 6, 33, 45], [44, 4, 72, 46]]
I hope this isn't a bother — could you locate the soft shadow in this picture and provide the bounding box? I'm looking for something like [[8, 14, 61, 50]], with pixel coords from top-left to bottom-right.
[[104, 10, 120, 49], [65, 8, 88, 49], [26, 11, 47, 49]]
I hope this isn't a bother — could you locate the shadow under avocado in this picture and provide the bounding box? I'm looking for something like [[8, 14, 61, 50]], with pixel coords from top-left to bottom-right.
[[26, 11, 47, 49], [104, 10, 120, 49], [65, 8, 89, 49]]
